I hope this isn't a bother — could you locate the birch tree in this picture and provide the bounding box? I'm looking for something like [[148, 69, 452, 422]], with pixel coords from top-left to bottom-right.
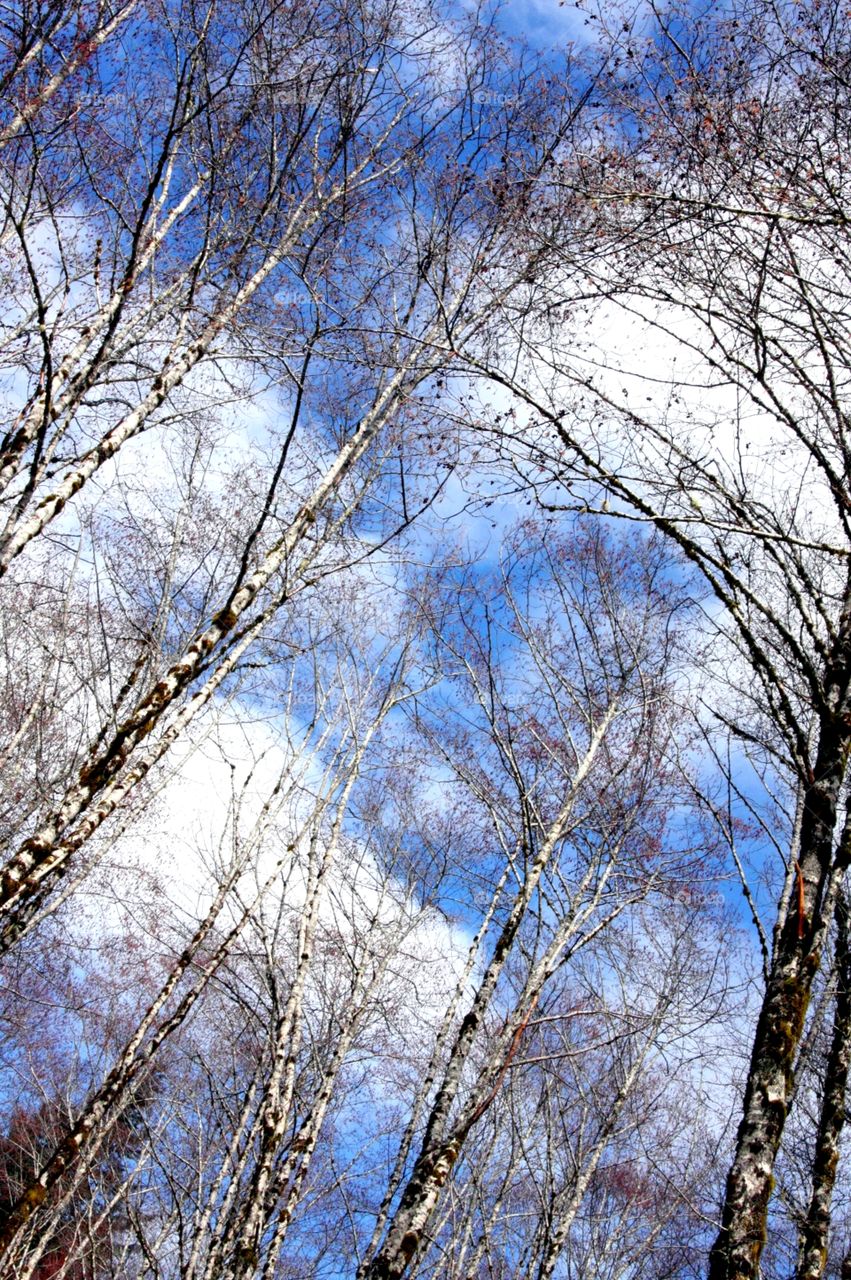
[[0, 569, 433, 1278], [357, 523, 707, 1280], [0, 0, 591, 952], [0, 0, 775, 1275], [463, 1, 851, 1274]]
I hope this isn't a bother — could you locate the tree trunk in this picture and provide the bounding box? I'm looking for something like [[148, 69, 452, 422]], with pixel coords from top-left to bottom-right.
[[796, 890, 851, 1280], [709, 595, 851, 1280]]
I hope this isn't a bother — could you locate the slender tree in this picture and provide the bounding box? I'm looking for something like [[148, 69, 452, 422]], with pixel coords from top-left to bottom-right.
[[464, 1, 851, 1274], [0, 0, 591, 952]]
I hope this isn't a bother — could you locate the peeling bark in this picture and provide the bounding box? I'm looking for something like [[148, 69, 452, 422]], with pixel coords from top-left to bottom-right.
[[796, 890, 851, 1280], [709, 589, 851, 1280]]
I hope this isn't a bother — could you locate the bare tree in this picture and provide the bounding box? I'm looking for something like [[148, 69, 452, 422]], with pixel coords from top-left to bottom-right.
[[457, 1, 851, 1275], [0, 0, 590, 953], [356, 523, 707, 1280], [5, 0, 819, 1275]]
